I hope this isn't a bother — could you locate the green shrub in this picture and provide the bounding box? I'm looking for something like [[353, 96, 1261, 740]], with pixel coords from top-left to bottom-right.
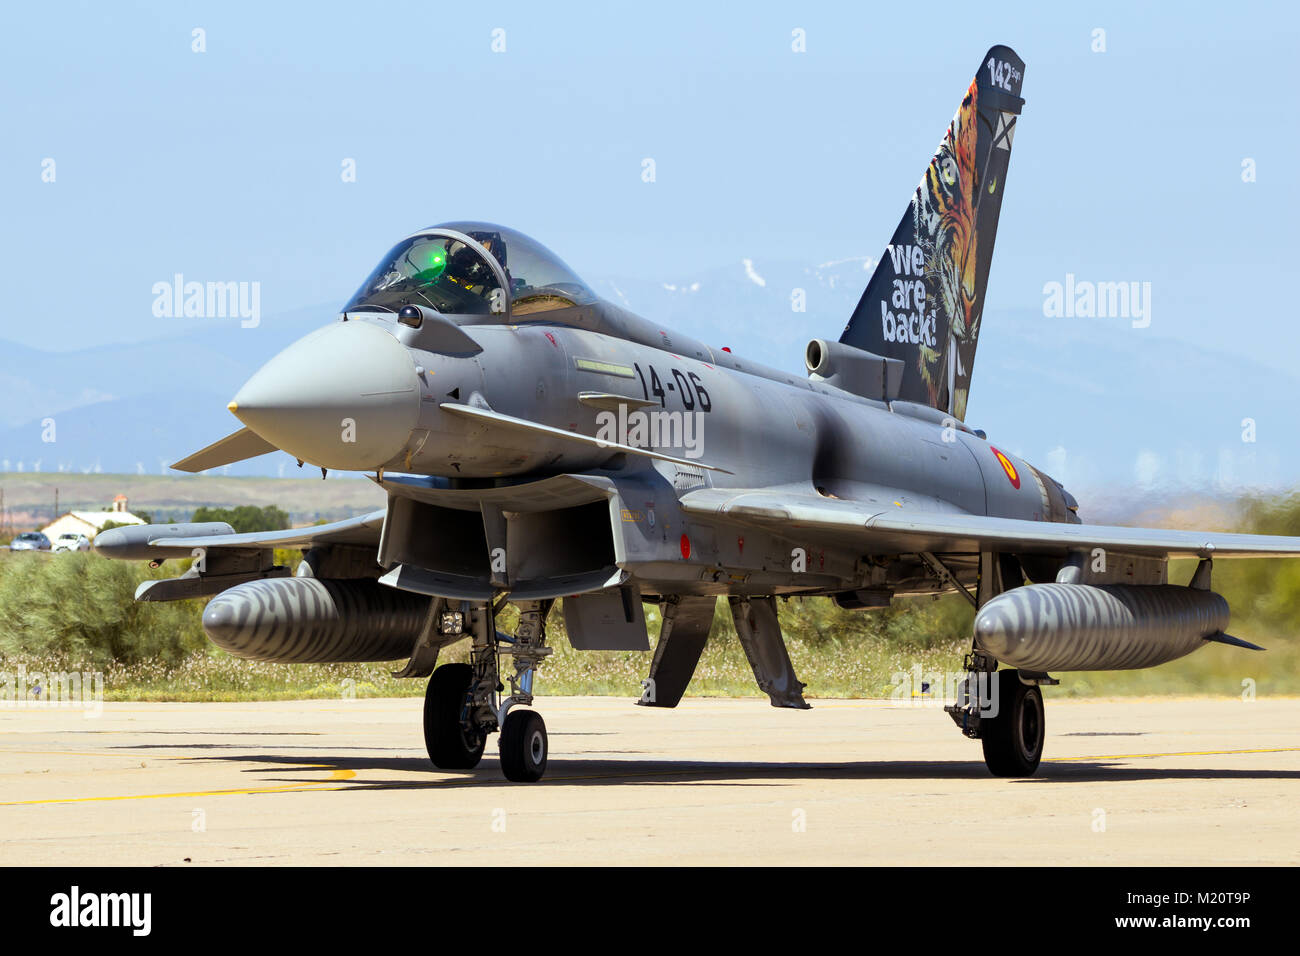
[[0, 552, 207, 665]]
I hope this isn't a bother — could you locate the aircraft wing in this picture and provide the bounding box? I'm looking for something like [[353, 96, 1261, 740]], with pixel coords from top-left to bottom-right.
[[146, 509, 387, 551], [94, 509, 388, 602], [679, 489, 1300, 559], [95, 509, 386, 561]]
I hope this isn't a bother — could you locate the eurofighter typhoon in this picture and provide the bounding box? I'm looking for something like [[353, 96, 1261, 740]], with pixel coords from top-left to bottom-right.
[[97, 47, 1300, 781]]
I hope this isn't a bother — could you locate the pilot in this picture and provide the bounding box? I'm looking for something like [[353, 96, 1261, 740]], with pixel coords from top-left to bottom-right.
[[444, 240, 492, 288]]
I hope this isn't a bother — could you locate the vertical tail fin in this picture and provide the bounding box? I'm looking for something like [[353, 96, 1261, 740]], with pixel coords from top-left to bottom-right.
[[840, 46, 1025, 421]]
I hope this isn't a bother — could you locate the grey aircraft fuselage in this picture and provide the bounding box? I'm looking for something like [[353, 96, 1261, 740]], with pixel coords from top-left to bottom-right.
[[231, 299, 1070, 604]]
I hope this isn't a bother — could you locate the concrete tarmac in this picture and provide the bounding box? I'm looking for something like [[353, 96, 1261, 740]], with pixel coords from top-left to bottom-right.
[[1, 696, 1297, 865]]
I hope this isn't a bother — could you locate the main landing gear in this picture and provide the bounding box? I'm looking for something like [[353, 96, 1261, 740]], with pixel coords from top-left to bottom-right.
[[946, 652, 1049, 777], [421, 598, 555, 782], [940, 552, 1051, 777], [423, 663, 485, 769]]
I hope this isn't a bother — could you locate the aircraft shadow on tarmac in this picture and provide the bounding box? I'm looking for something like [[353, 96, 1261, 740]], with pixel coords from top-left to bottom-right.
[[166, 751, 1300, 791]]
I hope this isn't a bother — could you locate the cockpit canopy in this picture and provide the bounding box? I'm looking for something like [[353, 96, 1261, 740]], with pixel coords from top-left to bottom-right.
[[343, 222, 596, 318]]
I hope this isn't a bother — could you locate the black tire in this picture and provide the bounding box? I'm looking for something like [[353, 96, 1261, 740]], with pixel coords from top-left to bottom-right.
[[424, 663, 485, 770], [981, 669, 1045, 776], [500, 709, 548, 782]]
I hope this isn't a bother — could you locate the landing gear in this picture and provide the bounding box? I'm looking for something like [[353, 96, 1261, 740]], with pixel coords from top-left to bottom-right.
[[423, 663, 486, 769], [495, 600, 553, 783], [421, 598, 555, 781], [500, 709, 548, 781], [946, 654, 1047, 777], [943, 553, 1048, 776], [980, 670, 1045, 777]]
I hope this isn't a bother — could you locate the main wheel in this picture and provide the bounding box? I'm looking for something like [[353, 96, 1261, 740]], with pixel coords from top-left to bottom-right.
[[424, 663, 485, 770], [499, 709, 548, 782], [981, 669, 1045, 776]]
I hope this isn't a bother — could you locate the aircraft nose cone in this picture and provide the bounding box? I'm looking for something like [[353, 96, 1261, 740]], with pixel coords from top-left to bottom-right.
[[231, 320, 420, 470]]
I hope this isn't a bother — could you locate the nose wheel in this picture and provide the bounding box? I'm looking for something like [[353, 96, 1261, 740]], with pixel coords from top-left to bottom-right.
[[500, 709, 548, 782]]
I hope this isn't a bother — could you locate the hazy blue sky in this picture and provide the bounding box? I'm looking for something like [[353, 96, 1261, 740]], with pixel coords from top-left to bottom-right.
[[3, 0, 1296, 378]]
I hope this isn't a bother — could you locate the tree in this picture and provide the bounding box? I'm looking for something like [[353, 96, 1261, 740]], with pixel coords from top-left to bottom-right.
[[190, 505, 290, 534]]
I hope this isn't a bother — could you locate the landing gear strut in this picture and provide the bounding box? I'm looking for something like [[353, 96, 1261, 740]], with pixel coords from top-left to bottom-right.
[[420, 598, 555, 782], [497, 600, 553, 782]]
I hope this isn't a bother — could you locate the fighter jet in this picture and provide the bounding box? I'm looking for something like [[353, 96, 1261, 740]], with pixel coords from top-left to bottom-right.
[[97, 46, 1300, 781]]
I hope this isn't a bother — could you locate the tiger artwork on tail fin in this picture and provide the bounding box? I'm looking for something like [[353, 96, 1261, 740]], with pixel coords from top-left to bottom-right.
[[915, 80, 979, 418], [839, 46, 1024, 423]]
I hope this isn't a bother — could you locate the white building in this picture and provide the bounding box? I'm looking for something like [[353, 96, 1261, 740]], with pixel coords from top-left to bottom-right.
[[42, 494, 146, 541]]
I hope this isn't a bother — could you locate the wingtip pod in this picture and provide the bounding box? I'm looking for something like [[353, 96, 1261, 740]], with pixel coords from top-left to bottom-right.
[[841, 45, 1026, 422]]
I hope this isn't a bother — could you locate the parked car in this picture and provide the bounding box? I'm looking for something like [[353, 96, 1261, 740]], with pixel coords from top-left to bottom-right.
[[9, 531, 51, 552], [52, 532, 91, 553]]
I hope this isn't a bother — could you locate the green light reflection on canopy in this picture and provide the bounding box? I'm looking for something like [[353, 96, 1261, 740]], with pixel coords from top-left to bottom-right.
[[423, 249, 447, 279]]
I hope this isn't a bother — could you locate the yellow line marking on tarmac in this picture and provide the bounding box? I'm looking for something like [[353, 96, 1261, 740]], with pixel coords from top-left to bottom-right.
[[1047, 747, 1300, 762], [0, 767, 356, 806]]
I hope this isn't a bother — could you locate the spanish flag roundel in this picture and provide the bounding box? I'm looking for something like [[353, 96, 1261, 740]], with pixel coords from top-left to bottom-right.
[[990, 446, 1021, 489]]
